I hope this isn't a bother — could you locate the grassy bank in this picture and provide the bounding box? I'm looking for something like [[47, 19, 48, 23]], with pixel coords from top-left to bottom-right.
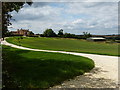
[[2, 45, 94, 88], [6, 37, 119, 56]]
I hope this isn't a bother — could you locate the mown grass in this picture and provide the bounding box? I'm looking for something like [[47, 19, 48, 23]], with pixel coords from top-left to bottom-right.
[[2, 45, 94, 89], [6, 37, 119, 56]]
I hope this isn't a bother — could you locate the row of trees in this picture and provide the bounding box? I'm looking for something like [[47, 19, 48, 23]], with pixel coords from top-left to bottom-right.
[[40, 29, 92, 39]]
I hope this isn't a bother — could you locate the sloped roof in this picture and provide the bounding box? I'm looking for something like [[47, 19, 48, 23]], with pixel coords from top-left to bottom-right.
[[88, 37, 105, 39]]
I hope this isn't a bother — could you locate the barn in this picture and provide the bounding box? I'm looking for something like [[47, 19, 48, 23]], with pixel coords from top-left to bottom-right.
[[87, 37, 106, 41]]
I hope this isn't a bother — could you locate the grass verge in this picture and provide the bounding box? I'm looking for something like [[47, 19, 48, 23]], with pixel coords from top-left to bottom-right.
[[2, 45, 95, 89], [6, 37, 119, 56]]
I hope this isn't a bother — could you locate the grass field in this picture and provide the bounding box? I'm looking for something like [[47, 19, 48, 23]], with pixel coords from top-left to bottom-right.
[[2, 45, 94, 88], [6, 37, 119, 56]]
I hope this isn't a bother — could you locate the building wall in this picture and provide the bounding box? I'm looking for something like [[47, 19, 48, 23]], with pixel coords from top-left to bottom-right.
[[11, 29, 30, 36], [17, 30, 29, 35]]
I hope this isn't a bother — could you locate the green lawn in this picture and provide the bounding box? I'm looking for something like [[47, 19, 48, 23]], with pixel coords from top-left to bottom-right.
[[2, 45, 94, 88], [6, 37, 119, 56]]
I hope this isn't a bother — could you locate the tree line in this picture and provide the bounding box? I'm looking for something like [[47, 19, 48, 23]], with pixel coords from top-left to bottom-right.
[[40, 28, 92, 39]]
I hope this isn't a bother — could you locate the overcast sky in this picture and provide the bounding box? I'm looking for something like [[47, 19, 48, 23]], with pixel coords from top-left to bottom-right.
[[8, 2, 118, 35]]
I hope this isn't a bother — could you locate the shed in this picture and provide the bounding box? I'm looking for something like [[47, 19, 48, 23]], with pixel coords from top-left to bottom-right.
[[87, 37, 106, 41]]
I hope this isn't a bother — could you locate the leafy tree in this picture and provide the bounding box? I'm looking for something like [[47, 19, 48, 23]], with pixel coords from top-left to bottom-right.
[[2, 1, 32, 39], [58, 29, 63, 36], [43, 29, 57, 37], [83, 32, 92, 39], [28, 31, 34, 36], [4, 31, 12, 37]]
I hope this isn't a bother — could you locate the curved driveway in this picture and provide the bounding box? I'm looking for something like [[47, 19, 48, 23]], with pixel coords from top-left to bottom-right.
[[1, 40, 119, 88]]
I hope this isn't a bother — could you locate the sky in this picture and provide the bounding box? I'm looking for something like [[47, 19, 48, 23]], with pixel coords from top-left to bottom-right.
[[8, 2, 118, 35]]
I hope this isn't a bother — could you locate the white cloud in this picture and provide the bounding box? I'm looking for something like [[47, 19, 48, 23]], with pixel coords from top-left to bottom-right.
[[8, 2, 118, 35], [32, 0, 119, 2], [72, 19, 85, 24]]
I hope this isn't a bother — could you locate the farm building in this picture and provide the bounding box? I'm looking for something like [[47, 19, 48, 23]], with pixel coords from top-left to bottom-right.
[[11, 29, 34, 36], [87, 37, 106, 41]]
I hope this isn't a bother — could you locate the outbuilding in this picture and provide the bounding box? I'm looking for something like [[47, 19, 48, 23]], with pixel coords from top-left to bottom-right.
[[87, 37, 106, 41]]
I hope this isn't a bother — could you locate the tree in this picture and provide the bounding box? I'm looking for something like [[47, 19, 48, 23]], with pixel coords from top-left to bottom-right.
[[83, 32, 92, 39], [2, 1, 32, 39], [58, 29, 63, 36], [28, 31, 34, 36], [43, 29, 57, 37]]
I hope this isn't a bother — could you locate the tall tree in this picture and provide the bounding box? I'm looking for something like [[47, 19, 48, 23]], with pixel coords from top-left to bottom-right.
[[43, 29, 57, 37], [2, 1, 32, 39], [58, 29, 63, 36], [83, 32, 92, 38]]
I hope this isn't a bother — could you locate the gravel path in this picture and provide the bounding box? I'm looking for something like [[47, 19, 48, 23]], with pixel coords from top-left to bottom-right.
[[1, 40, 119, 88]]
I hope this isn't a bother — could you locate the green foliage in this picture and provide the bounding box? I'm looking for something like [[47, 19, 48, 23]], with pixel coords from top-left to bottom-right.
[[28, 31, 34, 36], [6, 37, 119, 56], [2, 45, 94, 88], [5, 31, 12, 37], [43, 29, 57, 37], [42, 29, 92, 39], [83, 32, 92, 39], [58, 29, 64, 36], [63, 33, 76, 38]]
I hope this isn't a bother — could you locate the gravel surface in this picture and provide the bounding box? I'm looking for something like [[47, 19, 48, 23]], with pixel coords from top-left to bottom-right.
[[1, 40, 119, 88]]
